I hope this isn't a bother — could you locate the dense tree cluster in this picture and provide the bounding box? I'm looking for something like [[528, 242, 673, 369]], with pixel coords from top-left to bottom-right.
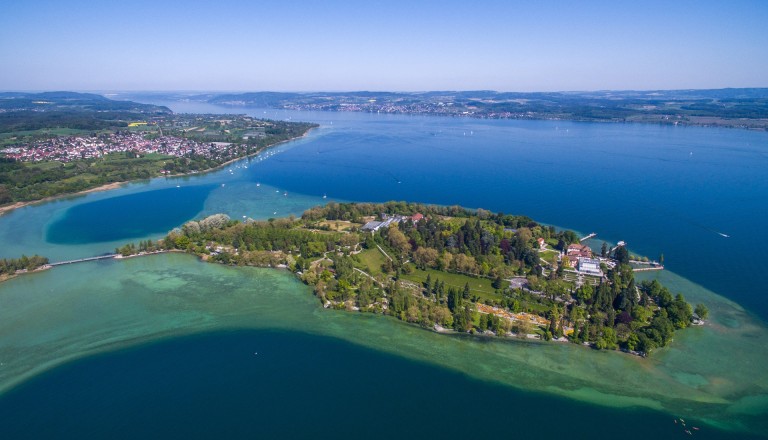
[[0, 154, 160, 202], [0, 255, 49, 276], [163, 215, 343, 263], [117, 203, 703, 356]]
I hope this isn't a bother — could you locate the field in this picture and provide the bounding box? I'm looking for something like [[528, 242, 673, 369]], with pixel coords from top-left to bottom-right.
[[401, 267, 504, 302], [316, 220, 358, 232], [539, 249, 559, 266], [353, 248, 388, 277]]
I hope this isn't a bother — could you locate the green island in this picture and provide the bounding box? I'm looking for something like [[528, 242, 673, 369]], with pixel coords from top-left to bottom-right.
[[114, 202, 708, 356], [0, 255, 50, 283], [0, 92, 317, 209]]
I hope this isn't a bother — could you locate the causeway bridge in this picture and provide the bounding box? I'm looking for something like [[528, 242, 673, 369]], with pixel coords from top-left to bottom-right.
[[49, 254, 118, 266]]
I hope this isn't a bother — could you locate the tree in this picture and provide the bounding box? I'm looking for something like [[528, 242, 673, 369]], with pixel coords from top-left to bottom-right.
[[613, 246, 629, 265], [516, 319, 533, 338], [0, 184, 12, 204], [413, 247, 439, 269], [576, 284, 593, 304], [626, 332, 640, 351], [387, 225, 410, 254], [601, 242, 608, 258], [492, 275, 503, 290], [447, 288, 460, 313], [694, 303, 709, 320]]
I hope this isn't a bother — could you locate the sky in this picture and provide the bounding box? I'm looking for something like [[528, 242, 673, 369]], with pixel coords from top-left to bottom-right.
[[1, 0, 767, 92]]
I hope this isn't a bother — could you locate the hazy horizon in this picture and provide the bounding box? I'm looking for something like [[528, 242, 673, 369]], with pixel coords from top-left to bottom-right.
[[4, 86, 768, 95], [2, 0, 767, 91]]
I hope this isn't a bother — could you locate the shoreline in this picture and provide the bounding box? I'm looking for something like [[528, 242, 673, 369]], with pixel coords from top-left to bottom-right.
[[0, 181, 126, 217], [0, 128, 316, 218], [1, 253, 761, 436], [1, 239, 766, 435], [255, 104, 768, 132]]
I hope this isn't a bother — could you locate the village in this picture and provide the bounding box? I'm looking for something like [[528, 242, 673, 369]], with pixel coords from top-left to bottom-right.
[[0, 113, 307, 166], [1, 132, 226, 163]]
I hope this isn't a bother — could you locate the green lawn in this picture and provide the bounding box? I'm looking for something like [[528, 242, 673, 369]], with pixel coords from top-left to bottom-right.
[[401, 267, 503, 302], [354, 248, 388, 276], [539, 249, 559, 266]]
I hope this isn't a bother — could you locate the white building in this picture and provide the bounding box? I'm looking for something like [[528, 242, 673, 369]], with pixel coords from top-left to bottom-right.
[[578, 257, 603, 276]]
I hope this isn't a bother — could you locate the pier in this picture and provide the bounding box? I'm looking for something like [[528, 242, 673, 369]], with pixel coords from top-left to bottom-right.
[[610, 241, 626, 253], [632, 266, 664, 272], [629, 260, 664, 272], [49, 254, 118, 266], [579, 233, 597, 242]]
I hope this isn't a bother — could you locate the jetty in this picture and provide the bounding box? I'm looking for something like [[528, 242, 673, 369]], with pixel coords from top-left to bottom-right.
[[632, 266, 664, 272], [49, 254, 117, 266], [579, 232, 597, 242], [629, 259, 664, 272]]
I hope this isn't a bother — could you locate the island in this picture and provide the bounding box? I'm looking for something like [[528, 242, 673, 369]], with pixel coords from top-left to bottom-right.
[[112, 202, 708, 356], [0, 92, 317, 212]]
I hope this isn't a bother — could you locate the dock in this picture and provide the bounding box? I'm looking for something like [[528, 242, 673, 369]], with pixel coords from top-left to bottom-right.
[[610, 241, 626, 253], [632, 266, 664, 272], [579, 233, 597, 242], [630, 260, 664, 272]]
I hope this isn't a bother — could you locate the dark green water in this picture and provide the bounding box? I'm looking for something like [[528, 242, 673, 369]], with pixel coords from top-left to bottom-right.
[[0, 330, 756, 440]]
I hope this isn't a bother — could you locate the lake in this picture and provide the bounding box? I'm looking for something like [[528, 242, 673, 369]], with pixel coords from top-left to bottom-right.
[[0, 103, 766, 438]]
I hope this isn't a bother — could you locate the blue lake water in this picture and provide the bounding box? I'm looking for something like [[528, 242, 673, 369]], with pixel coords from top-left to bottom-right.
[[22, 104, 765, 320], [0, 102, 767, 438]]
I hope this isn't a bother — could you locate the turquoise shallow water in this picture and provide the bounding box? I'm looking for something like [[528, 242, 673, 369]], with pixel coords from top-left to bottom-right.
[[0, 255, 765, 439], [0, 104, 767, 437]]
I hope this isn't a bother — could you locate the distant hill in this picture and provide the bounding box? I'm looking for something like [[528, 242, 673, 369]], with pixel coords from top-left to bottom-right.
[[0, 91, 171, 113], [197, 88, 768, 129], [0, 92, 171, 134]]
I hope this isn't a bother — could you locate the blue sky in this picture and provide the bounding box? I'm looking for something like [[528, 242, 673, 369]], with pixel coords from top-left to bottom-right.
[[1, 0, 766, 91]]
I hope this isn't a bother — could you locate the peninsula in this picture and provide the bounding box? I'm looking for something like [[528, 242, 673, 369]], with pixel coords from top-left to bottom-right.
[[0, 255, 49, 283], [0, 92, 317, 212], [114, 202, 707, 356]]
